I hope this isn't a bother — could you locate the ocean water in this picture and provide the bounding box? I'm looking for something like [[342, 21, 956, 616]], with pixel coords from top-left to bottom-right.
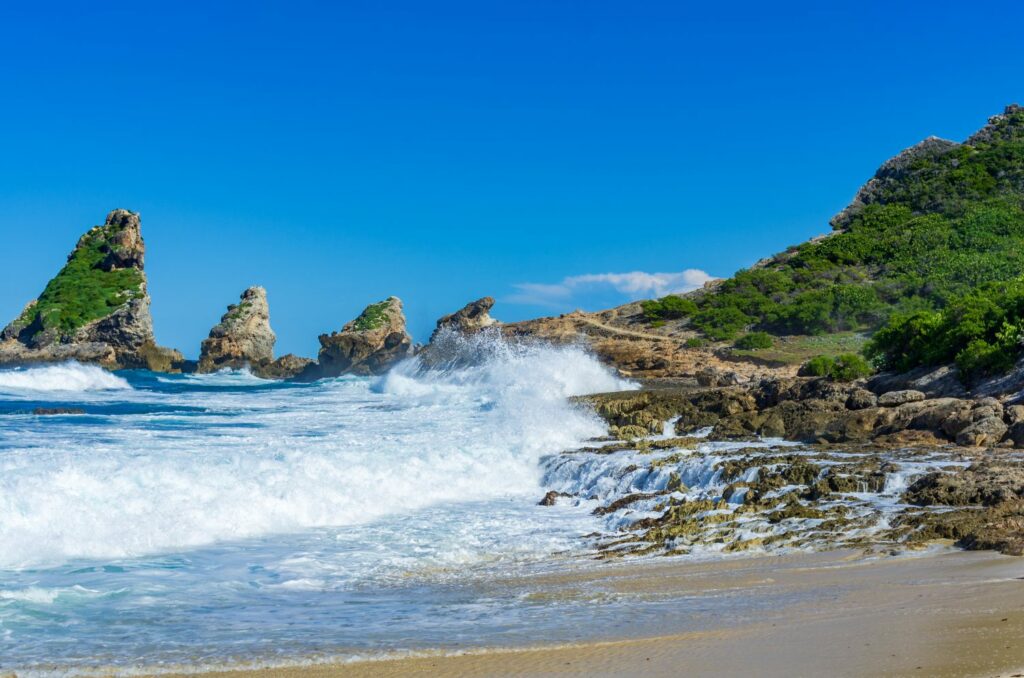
[[0, 335, 643, 673]]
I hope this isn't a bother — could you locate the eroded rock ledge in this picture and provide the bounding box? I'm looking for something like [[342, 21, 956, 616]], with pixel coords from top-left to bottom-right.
[[551, 376, 1024, 558]]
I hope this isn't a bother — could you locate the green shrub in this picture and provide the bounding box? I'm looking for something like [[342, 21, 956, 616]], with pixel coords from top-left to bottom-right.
[[865, 278, 1024, 383], [734, 331, 773, 350], [684, 337, 707, 348], [801, 355, 833, 378], [800, 353, 873, 381], [641, 295, 697, 322]]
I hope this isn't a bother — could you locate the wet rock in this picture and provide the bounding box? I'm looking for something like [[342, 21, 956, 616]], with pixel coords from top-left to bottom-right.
[[429, 297, 498, 342], [878, 390, 926, 407], [905, 463, 1024, 507], [255, 354, 315, 380], [538, 490, 570, 506]]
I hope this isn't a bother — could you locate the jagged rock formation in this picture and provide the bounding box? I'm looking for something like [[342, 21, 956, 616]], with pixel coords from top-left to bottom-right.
[[296, 297, 412, 380], [430, 297, 498, 342], [195, 287, 313, 379], [0, 209, 184, 370], [417, 297, 501, 366], [198, 287, 276, 372]]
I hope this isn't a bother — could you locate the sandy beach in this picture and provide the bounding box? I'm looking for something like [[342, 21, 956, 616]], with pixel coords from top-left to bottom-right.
[[149, 546, 1024, 678]]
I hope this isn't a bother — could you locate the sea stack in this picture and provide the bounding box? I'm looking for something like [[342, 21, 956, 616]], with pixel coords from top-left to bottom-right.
[[197, 286, 276, 372], [297, 296, 413, 379], [0, 209, 184, 370]]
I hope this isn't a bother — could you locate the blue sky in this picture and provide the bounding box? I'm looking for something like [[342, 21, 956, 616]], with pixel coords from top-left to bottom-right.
[[1, 1, 1022, 357]]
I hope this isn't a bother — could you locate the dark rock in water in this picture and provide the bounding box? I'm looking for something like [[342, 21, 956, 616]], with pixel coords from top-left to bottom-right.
[[905, 463, 1024, 507], [538, 490, 568, 506], [198, 286, 276, 373], [297, 297, 413, 380], [0, 209, 184, 371], [255, 354, 314, 380], [32, 405, 84, 417]]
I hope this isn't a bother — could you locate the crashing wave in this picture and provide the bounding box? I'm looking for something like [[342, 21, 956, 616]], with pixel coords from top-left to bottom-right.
[[0, 362, 131, 392]]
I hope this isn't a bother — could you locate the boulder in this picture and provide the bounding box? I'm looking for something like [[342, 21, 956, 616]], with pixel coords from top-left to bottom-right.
[[298, 297, 413, 379], [955, 416, 1008, 448], [198, 286, 276, 373], [0, 209, 183, 371], [845, 388, 878, 410], [878, 389, 925, 407]]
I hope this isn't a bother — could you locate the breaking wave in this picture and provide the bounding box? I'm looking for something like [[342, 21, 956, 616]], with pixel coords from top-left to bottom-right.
[[0, 333, 632, 569], [0, 362, 131, 393]]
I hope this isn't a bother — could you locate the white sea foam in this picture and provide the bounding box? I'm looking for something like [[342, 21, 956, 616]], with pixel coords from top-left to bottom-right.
[[0, 334, 632, 569], [0, 362, 130, 393]]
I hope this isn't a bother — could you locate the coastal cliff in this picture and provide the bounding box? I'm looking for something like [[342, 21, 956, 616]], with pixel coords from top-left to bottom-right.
[[0, 209, 183, 371]]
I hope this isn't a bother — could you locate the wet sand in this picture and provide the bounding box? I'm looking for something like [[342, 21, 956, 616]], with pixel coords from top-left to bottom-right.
[[157, 547, 1024, 678]]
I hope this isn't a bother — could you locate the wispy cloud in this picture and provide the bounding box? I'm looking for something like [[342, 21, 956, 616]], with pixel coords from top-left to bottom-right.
[[506, 269, 716, 307]]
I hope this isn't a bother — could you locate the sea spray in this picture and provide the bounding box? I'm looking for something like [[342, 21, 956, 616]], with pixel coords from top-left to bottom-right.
[[0, 336, 632, 570], [0, 362, 131, 393]]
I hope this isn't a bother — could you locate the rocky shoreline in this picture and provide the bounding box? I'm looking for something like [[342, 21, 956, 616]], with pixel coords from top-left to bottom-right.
[[537, 376, 1024, 559]]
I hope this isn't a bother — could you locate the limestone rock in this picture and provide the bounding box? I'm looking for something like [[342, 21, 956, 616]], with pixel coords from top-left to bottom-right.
[[298, 297, 413, 379], [198, 286, 276, 373], [905, 463, 1024, 507], [429, 297, 498, 342], [878, 390, 926, 407], [0, 209, 182, 371], [955, 416, 1008, 448]]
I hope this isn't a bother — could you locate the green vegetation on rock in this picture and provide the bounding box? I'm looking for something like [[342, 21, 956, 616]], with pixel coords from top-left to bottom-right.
[[645, 107, 1024, 353], [351, 300, 391, 332], [800, 353, 874, 381], [640, 295, 697, 322], [734, 331, 773, 350], [15, 226, 144, 340], [865, 277, 1024, 383]]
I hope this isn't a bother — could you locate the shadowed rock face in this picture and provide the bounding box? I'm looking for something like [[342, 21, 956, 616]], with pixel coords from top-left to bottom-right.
[[0, 209, 183, 371], [297, 297, 413, 379], [198, 286, 276, 373]]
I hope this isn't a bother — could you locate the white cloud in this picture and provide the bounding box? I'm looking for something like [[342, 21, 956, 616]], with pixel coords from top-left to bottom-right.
[[506, 269, 716, 307]]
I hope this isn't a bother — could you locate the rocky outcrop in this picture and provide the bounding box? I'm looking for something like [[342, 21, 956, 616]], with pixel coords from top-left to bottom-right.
[[830, 136, 961, 230], [0, 209, 184, 371], [429, 297, 498, 342], [198, 287, 276, 373], [581, 377, 1024, 449], [297, 297, 412, 380]]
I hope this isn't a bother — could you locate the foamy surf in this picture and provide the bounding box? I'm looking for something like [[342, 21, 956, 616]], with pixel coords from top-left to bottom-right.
[[0, 362, 131, 393], [0, 334, 644, 671]]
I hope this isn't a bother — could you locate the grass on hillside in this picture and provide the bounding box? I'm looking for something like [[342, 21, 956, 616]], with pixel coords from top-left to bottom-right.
[[729, 332, 868, 366]]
